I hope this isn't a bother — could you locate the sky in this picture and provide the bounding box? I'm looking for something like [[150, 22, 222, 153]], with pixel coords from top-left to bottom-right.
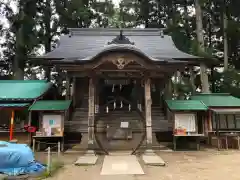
[[0, 0, 120, 26], [112, 0, 121, 6]]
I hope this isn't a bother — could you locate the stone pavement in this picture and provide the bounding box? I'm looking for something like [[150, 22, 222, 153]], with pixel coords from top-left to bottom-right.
[[101, 155, 144, 175], [46, 150, 240, 180]]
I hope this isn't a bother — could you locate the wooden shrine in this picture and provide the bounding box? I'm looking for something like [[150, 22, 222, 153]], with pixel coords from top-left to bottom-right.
[[30, 28, 216, 154]]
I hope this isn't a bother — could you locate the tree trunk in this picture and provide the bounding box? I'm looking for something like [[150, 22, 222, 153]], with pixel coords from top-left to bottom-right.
[[195, 0, 210, 93], [44, 0, 52, 81], [184, 0, 191, 38], [189, 67, 196, 94], [184, 1, 196, 94], [165, 78, 173, 100], [223, 11, 228, 71], [173, 71, 181, 98], [13, 27, 24, 80]]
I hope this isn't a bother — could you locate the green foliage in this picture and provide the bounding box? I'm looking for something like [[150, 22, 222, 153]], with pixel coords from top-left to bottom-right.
[[189, 39, 214, 58], [1, 0, 39, 78], [1, 0, 240, 95], [214, 69, 240, 98]]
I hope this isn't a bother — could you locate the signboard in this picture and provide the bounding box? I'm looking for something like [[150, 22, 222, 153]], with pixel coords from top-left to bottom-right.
[[42, 114, 62, 129], [120, 122, 129, 128], [175, 113, 196, 132], [49, 119, 55, 126]]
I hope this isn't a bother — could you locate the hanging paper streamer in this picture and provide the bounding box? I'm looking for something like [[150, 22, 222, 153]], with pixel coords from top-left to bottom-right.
[[113, 101, 116, 110], [120, 84, 122, 91], [139, 104, 142, 111], [112, 84, 115, 92], [106, 106, 109, 113], [152, 84, 156, 92], [120, 101, 123, 108], [129, 104, 131, 111]]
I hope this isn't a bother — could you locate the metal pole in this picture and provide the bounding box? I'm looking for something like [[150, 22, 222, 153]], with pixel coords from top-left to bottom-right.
[[58, 141, 61, 157], [47, 147, 51, 173], [9, 110, 15, 141]]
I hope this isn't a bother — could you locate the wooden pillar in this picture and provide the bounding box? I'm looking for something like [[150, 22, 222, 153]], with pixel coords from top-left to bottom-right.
[[158, 83, 163, 108], [137, 80, 142, 111], [95, 78, 99, 114], [65, 75, 70, 100], [88, 77, 95, 151], [72, 77, 76, 107], [65, 75, 70, 121], [164, 77, 173, 123], [28, 111, 32, 145], [144, 77, 152, 149], [165, 77, 172, 100]]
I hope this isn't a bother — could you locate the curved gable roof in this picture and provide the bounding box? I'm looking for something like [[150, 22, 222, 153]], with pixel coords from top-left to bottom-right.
[[35, 28, 211, 63]]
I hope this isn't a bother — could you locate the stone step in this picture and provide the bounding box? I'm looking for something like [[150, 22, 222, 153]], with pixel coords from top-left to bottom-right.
[[152, 116, 167, 119], [98, 119, 142, 122], [100, 116, 140, 118], [152, 113, 165, 116], [96, 124, 143, 128], [73, 112, 88, 115], [99, 116, 142, 119], [100, 112, 140, 115], [73, 115, 88, 118], [66, 122, 88, 126], [74, 110, 88, 113]]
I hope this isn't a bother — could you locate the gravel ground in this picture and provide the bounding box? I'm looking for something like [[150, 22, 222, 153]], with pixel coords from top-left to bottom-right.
[[36, 150, 240, 180]]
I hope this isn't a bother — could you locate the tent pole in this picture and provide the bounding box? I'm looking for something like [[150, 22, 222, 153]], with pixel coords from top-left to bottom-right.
[[9, 110, 15, 141]]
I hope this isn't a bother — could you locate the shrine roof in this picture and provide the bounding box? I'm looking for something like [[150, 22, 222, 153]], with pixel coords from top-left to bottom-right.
[[29, 100, 72, 111], [0, 80, 52, 101], [166, 100, 208, 111], [33, 28, 215, 64], [191, 93, 240, 107]]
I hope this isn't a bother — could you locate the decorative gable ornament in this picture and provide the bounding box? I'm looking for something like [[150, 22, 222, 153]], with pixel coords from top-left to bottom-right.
[[111, 57, 133, 69], [107, 30, 135, 45]]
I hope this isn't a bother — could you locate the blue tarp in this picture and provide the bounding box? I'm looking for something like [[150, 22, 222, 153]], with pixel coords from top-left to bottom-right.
[[0, 141, 45, 176]]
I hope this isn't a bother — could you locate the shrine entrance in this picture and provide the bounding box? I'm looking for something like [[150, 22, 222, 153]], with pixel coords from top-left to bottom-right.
[[95, 78, 146, 154], [100, 78, 138, 110]]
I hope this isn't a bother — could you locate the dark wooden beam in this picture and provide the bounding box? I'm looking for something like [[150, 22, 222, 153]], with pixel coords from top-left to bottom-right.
[[68, 71, 166, 78]]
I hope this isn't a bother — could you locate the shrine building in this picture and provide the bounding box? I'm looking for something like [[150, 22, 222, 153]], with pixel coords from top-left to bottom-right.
[[31, 28, 215, 154]]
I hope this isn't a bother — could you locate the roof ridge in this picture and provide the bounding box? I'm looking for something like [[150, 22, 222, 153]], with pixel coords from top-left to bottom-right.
[[193, 93, 231, 96], [69, 28, 164, 36], [0, 80, 48, 83]]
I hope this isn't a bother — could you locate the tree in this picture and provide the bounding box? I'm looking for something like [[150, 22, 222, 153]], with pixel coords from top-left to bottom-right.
[[223, 0, 228, 71], [195, 0, 210, 93], [35, 0, 61, 80], [1, 0, 39, 79]]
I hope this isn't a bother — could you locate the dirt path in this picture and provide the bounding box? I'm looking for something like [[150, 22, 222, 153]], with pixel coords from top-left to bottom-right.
[[44, 150, 240, 180]]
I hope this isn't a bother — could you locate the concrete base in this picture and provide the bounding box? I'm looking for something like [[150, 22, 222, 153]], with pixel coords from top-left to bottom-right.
[[101, 155, 144, 175], [85, 150, 96, 155], [144, 149, 155, 155], [142, 150, 165, 166], [75, 154, 98, 166], [79, 133, 88, 150], [109, 151, 132, 156], [0, 174, 7, 180]]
